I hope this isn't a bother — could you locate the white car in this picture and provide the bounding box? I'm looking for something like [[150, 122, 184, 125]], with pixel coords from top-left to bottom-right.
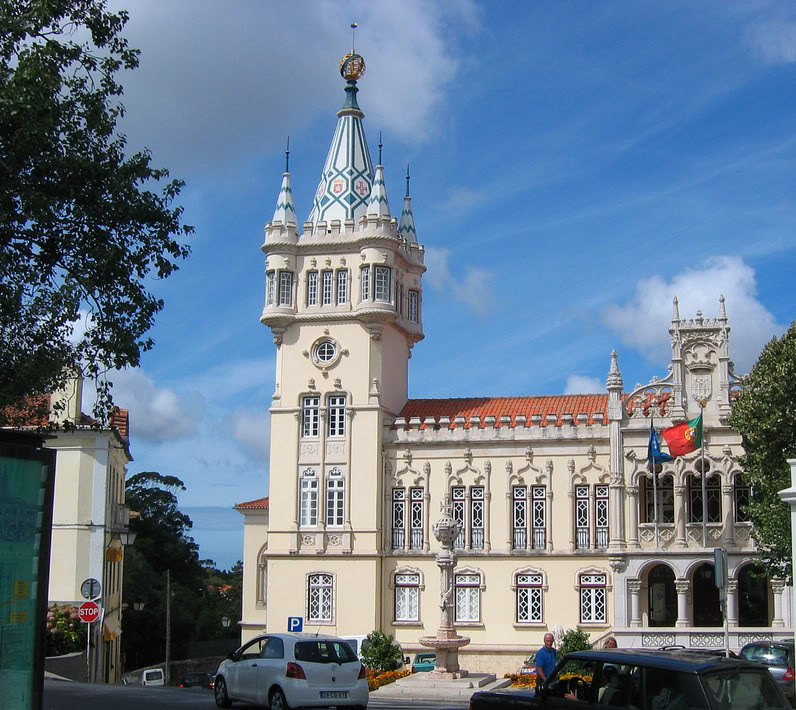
[[214, 632, 369, 709]]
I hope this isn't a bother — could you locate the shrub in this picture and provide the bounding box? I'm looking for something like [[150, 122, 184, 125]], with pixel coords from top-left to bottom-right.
[[556, 628, 591, 659], [361, 631, 404, 672], [46, 604, 87, 656]]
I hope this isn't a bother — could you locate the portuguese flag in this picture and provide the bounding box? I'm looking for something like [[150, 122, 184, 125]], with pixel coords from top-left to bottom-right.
[[662, 415, 703, 457]]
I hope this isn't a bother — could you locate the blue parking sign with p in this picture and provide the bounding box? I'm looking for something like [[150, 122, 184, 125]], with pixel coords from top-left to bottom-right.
[[287, 616, 303, 632]]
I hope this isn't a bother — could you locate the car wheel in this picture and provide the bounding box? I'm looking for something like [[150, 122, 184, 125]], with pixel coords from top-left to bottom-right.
[[269, 687, 289, 710], [214, 676, 232, 708]]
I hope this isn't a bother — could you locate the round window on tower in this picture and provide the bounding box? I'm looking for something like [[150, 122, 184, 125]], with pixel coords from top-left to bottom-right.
[[311, 337, 342, 369]]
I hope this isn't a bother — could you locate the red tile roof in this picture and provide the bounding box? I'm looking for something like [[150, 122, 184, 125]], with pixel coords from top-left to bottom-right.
[[1, 394, 50, 427], [110, 408, 129, 439], [235, 496, 269, 510], [398, 395, 609, 428]]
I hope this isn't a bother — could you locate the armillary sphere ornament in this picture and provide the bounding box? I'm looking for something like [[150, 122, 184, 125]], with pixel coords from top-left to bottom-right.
[[339, 52, 366, 80]]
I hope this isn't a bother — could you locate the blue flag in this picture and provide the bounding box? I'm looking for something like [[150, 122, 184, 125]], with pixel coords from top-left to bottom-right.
[[648, 420, 673, 465]]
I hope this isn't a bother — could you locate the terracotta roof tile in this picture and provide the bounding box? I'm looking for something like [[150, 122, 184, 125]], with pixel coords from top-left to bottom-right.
[[110, 408, 129, 439], [235, 496, 269, 510], [398, 395, 609, 429]]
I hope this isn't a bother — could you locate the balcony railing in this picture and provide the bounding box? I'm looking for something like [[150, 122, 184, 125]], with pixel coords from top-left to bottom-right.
[[513, 527, 526, 549], [532, 528, 546, 550], [596, 526, 609, 549], [410, 528, 424, 550], [471, 528, 484, 550], [576, 527, 589, 549], [392, 528, 404, 549]]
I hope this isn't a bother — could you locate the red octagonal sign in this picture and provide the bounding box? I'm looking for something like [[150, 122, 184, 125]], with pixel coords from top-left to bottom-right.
[[78, 601, 101, 624]]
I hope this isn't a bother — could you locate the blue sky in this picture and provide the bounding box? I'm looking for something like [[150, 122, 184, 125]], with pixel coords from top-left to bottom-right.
[[100, 0, 796, 570]]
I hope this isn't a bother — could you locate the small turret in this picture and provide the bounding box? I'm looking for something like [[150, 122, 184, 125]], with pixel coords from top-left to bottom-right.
[[397, 165, 417, 243], [265, 139, 299, 243], [367, 133, 390, 219]]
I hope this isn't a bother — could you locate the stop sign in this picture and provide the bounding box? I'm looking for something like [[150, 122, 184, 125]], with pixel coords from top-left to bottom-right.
[[78, 601, 101, 624]]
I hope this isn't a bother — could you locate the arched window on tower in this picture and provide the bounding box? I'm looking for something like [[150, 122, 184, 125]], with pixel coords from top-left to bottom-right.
[[306, 270, 318, 306], [374, 266, 391, 302], [360, 265, 370, 301], [278, 271, 293, 306], [325, 468, 344, 528], [300, 468, 318, 528], [408, 290, 419, 323]]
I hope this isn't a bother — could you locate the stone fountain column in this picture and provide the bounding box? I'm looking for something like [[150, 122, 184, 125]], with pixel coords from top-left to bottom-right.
[[419, 502, 471, 679]]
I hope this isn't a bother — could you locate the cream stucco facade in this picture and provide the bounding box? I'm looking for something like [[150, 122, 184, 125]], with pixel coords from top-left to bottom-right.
[[238, 53, 791, 675], [46, 378, 132, 683]]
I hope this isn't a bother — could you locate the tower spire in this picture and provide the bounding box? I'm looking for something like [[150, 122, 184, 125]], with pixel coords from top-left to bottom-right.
[[368, 131, 390, 218], [397, 163, 417, 242], [271, 136, 297, 228], [307, 47, 373, 225]]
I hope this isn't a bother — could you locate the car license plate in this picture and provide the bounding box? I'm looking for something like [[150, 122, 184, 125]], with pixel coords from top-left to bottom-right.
[[320, 691, 348, 699]]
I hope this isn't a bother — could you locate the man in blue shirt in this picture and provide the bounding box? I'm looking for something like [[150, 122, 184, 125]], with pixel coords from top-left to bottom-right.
[[536, 632, 557, 688]]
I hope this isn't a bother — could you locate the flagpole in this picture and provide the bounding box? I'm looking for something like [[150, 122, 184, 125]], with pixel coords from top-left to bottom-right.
[[651, 414, 660, 550], [699, 400, 707, 549]]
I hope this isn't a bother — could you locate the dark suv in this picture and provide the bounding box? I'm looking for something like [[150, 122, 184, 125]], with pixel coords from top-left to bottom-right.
[[740, 639, 795, 705], [469, 648, 790, 710]]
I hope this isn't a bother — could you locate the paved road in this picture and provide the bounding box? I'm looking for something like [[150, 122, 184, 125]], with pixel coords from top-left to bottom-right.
[[43, 679, 470, 710]]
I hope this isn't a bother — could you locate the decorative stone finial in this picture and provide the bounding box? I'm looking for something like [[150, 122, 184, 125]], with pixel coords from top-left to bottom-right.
[[606, 349, 623, 389]]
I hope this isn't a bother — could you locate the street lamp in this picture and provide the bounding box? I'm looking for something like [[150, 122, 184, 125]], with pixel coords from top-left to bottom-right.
[[116, 529, 137, 546], [221, 615, 231, 629], [133, 597, 145, 612]]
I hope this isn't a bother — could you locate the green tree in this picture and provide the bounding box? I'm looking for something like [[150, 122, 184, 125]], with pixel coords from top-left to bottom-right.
[[0, 0, 192, 425], [361, 631, 403, 671], [556, 628, 591, 660], [195, 560, 243, 643], [122, 472, 204, 669], [729, 322, 796, 581]]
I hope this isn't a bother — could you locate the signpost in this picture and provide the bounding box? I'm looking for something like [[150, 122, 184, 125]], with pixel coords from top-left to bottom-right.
[[79, 601, 101, 681], [80, 578, 101, 600], [78, 601, 101, 624], [287, 616, 303, 632]]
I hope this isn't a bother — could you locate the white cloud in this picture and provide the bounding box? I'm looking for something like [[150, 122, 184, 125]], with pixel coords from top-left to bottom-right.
[[229, 407, 270, 462], [424, 247, 494, 315], [105, 368, 203, 442], [745, 21, 796, 64], [439, 186, 489, 213], [110, 0, 478, 176], [564, 375, 603, 394], [601, 256, 784, 374]]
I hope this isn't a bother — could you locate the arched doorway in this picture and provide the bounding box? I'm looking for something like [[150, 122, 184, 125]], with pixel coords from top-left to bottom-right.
[[693, 562, 721, 626], [738, 565, 768, 627], [647, 564, 676, 627]]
